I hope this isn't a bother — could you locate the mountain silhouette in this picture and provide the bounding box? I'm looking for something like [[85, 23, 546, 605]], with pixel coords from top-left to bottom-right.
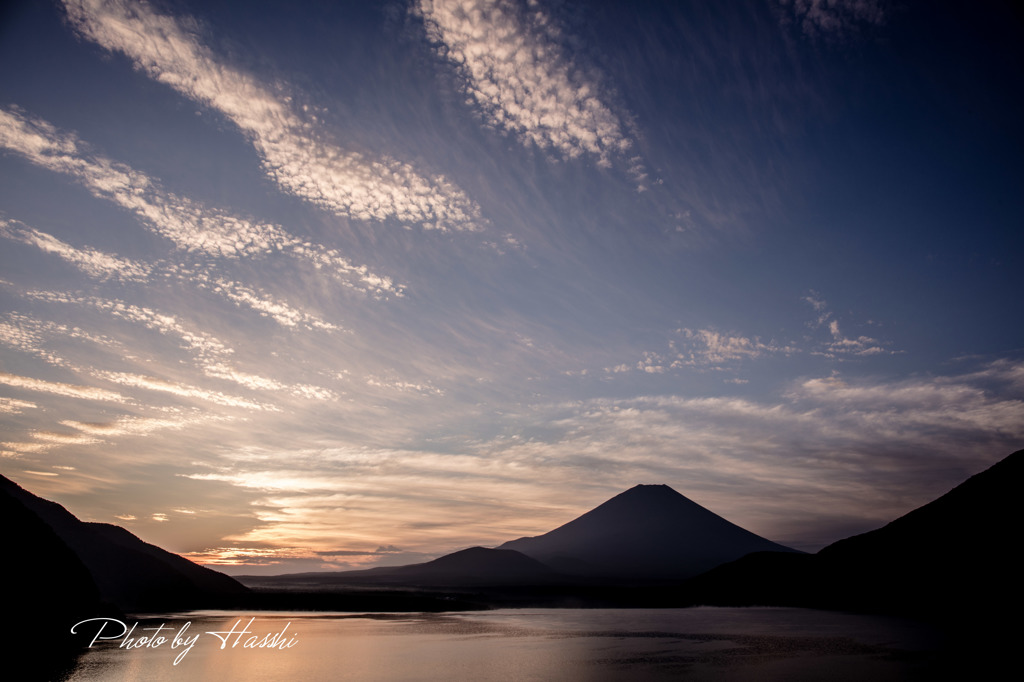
[[497, 483, 799, 580], [245, 484, 799, 590], [0, 474, 248, 612], [268, 547, 561, 588], [1, 480, 107, 679], [360, 546, 559, 584], [814, 447, 1021, 614], [686, 449, 1023, 618]]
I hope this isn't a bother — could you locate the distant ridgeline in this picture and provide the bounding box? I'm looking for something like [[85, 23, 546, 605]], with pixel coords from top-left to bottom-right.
[[242, 450, 1022, 622], [685, 449, 1023, 620], [0, 475, 249, 613], [0, 473, 249, 674], [3, 447, 1020, 652]]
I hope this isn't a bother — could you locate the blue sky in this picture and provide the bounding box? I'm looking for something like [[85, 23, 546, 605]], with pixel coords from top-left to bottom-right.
[[1, 0, 1021, 574]]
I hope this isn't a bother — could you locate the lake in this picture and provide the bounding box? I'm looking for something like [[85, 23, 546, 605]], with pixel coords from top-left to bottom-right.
[[59, 607, 949, 681]]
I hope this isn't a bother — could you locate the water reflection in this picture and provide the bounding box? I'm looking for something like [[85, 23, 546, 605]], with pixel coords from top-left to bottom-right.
[[57, 608, 945, 681]]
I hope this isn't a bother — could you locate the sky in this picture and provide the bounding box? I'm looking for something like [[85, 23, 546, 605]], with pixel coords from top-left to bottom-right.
[[0, 0, 1021, 575]]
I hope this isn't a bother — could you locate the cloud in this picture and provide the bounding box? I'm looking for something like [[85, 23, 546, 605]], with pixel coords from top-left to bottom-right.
[[803, 293, 893, 357], [593, 296, 895, 379], [178, 544, 426, 573], [0, 312, 87, 369], [824, 329, 888, 356], [803, 291, 828, 316], [0, 217, 151, 282], [24, 289, 336, 400], [595, 292, 897, 378], [316, 545, 405, 557], [417, 0, 634, 167], [0, 371, 128, 403], [599, 327, 796, 376], [792, 370, 1024, 437], [954, 357, 1024, 390], [1, 215, 347, 331], [95, 371, 275, 411], [26, 430, 101, 445], [778, 0, 886, 38], [0, 107, 400, 296], [196, 277, 342, 332], [180, 546, 321, 569], [1, 442, 54, 457], [365, 376, 445, 396], [671, 328, 797, 368], [60, 0, 482, 231], [61, 412, 220, 438], [0, 397, 37, 414], [1, 311, 279, 411]]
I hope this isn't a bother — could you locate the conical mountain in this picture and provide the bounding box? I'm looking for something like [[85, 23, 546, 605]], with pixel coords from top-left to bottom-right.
[[498, 484, 799, 580]]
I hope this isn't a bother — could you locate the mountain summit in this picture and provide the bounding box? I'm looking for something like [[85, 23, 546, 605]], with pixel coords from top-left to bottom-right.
[[498, 483, 799, 580]]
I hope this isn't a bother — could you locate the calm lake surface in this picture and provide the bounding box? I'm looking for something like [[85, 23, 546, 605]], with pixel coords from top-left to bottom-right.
[[60, 607, 948, 681]]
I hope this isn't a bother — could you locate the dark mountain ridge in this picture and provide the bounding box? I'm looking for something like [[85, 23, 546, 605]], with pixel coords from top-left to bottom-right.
[[258, 547, 562, 588], [0, 474, 248, 612], [685, 449, 1023, 618]]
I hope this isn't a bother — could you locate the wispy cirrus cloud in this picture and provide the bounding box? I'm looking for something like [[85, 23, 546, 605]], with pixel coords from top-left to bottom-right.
[[365, 376, 445, 396], [60, 0, 482, 231], [23, 289, 336, 401], [0, 107, 400, 296], [670, 328, 797, 368], [605, 350, 668, 375], [601, 325, 799, 376], [0, 397, 37, 414], [0, 371, 128, 403], [2, 409, 234, 458], [1, 443, 55, 457], [804, 292, 892, 357], [598, 296, 893, 378], [195, 277, 342, 332], [22, 431, 100, 447], [181, 542, 422, 572], [1, 215, 345, 332], [778, 0, 886, 38], [61, 413, 217, 438], [417, 0, 634, 167], [0, 312, 274, 411], [0, 313, 82, 369], [94, 371, 274, 411], [0, 217, 151, 282]]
